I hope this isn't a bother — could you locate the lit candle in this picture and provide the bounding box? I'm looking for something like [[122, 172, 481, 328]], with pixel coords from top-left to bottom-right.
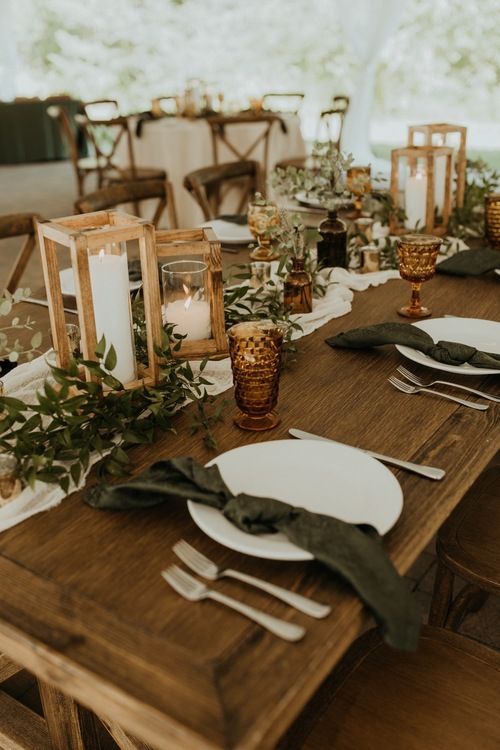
[[164, 285, 211, 340], [405, 170, 427, 229], [88, 247, 137, 384]]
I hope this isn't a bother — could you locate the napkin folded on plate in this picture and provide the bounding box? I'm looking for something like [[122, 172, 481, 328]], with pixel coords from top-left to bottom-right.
[[326, 322, 500, 369], [437, 248, 500, 276], [85, 457, 420, 651]]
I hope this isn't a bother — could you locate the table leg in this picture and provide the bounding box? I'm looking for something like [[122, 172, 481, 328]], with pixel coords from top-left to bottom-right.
[[38, 680, 103, 750]]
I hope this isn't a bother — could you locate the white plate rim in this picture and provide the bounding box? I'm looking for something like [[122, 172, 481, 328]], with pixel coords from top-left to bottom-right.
[[187, 439, 403, 561], [294, 190, 324, 209], [395, 317, 500, 375], [200, 220, 253, 245]]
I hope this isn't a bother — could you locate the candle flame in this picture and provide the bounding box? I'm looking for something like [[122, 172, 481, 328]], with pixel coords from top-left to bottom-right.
[[98, 248, 105, 261], [183, 283, 192, 311]]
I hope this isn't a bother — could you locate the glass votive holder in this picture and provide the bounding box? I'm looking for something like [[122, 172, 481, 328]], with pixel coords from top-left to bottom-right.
[[228, 320, 284, 431], [0, 454, 22, 504], [360, 245, 381, 273], [249, 261, 271, 289], [162, 260, 212, 340], [354, 217, 374, 243]]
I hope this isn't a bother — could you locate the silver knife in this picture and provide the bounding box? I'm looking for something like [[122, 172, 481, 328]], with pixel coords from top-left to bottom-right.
[[288, 428, 445, 481]]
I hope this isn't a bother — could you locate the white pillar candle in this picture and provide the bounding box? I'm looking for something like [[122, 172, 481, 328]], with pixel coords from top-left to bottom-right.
[[434, 155, 447, 214], [405, 171, 427, 229], [164, 298, 211, 340], [88, 248, 137, 384]]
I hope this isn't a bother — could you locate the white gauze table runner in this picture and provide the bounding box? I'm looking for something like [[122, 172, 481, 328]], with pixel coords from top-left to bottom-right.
[[0, 268, 399, 531]]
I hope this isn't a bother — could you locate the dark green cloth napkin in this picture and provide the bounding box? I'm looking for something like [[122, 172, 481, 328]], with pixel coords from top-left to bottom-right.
[[85, 457, 420, 651], [437, 248, 500, 276], [326, 322, 500, 369]]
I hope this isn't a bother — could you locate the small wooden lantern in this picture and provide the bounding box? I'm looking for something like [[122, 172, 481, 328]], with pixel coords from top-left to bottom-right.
[[155, 227, 227, 359], [37, 210, 162, 388], [390, 145, 454, 236], [408, 123, 467, 207]]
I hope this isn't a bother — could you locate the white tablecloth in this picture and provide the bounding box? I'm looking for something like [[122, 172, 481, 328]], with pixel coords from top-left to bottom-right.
[[118, 115, 306, 227]]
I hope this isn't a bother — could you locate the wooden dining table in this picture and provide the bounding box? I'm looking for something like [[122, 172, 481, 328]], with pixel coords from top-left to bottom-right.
[[0, 267, 498, 750]]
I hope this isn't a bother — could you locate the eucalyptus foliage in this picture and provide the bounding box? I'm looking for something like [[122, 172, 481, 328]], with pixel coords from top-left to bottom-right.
[[0, 288, 43, 364]]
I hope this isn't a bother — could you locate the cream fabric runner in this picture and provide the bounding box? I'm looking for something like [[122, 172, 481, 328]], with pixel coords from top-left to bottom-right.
[[0, 268, 399, 531]]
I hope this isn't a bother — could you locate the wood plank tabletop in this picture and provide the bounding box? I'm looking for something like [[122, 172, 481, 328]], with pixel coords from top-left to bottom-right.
[[0, 269, 499, 750]]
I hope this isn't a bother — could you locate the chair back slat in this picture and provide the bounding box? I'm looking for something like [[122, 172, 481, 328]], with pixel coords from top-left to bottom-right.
[[206, 114, 283, 175], [75, 179, 176, 229], [184, 161, 262, 220], [262, 92, 304, 114], [1, 212, 42, 294]]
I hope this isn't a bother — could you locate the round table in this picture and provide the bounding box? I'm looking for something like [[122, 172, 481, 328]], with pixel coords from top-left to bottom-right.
[[118, 114, 306, 227]]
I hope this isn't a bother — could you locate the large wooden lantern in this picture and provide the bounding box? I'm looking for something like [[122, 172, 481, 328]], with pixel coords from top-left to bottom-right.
[[390, 145, 454, 236], [37, 210, 163, 387], [155, 227, 227, 360], [408, 123, 467, 207]]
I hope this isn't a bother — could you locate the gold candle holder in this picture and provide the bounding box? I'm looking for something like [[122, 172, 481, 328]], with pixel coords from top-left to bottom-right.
[[360, 245, 381, 273], [228, 320, 284, 431], [485, 194, 500, 250], [347, 166, 372, 212], [247, 202, 281, 261], [0, 454, 22, 504]]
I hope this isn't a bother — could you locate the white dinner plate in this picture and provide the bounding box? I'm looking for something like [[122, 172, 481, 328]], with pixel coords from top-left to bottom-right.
[[396, 317, 500, 375], [187, 440, 403, 561], [294, 191, 324, 209], [200, 219, 253, 245], [59, 267, 142, 296], [494, 269, 500, 278]]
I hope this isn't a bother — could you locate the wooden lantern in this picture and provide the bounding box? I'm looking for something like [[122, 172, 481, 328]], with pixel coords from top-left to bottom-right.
[[390, 145, 454, 236], [155, 227, 227, 359], [37, 210, 162, 388], [408, 123, 467, 207]]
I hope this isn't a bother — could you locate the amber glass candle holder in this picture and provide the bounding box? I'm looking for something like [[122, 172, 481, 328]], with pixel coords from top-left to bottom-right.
[[347, 166, 372, 211], [485, 194, 500, 250], [397, 234, 441, 318], [247, 202, 281, 261], [228, 321, 284, 431]]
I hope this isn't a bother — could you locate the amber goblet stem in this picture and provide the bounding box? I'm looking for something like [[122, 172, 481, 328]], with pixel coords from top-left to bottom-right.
[[410, 283, 422, 315]]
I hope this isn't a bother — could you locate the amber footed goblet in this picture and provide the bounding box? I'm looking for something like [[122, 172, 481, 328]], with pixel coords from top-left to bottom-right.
[[228, 320, 284, 431], [397, 234, 441, 318]]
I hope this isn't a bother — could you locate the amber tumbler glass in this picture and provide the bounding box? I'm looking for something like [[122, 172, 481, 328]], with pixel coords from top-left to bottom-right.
[[228, 320, 284, 431], [485, 194, 500, 250], [397, 234, 441, 318]]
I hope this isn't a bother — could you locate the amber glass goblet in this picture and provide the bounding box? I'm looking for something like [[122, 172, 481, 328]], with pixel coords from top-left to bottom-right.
[[228, 320, 284, 431], [397, 234, 441, 318]]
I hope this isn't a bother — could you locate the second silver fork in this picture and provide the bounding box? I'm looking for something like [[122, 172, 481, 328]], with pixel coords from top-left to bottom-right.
[[397, 365, 500, 403], [173, 539, 331, 618], [388, 375, 489, 411]]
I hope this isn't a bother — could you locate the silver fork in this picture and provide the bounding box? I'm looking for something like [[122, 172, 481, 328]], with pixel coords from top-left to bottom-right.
[[388, 375, 489, 411], [173, 539, 331, 619], [161, 565, 305, 641], [397, 365, 500, 403]]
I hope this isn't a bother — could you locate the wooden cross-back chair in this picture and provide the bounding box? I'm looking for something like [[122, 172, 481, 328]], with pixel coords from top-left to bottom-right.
[[75, 178, 178, 229], [206, 113, 284, 176], [183, 160, 262, 220], [317, 96, 350, 148], [262, 92, 305, 114], [47, 106, 107, 197], [1, 213, 42, 294], [76, 114, 167, 184]]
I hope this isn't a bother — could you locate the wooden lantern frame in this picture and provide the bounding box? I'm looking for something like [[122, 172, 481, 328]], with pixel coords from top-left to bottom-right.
[[408, 123, 467, 207], [390, 145, 454, 236], [155, 227, 227, 360], [37, 210, 162, 388]]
